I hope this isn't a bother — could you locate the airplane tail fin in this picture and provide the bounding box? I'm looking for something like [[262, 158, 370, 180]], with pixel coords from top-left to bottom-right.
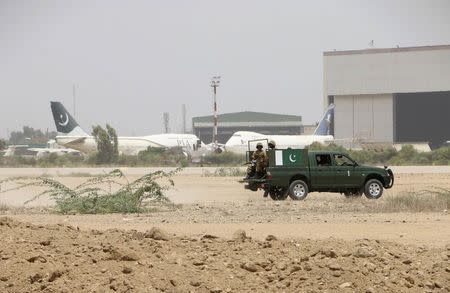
[[50, 101, 89, 136], [313, 103, 335, 136]]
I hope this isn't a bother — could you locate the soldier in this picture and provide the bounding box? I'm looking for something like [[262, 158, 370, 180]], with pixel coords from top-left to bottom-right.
[[264, 140, 276, 168], [244, 142, 268, 179], [251, 142, 268, 179]]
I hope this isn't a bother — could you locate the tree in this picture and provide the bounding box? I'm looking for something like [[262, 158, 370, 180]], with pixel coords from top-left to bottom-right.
[[106, 124, 119, 161], [0, 139, 6, 151], [91, 124, 119, 164], [8, 126, 56, 145]]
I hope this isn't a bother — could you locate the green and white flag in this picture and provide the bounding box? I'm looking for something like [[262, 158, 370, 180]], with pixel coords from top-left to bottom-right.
[[275, 149, 303, 166]]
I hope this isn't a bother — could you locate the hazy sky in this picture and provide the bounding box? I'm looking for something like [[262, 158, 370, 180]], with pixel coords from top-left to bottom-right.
[[1, 0, 450, 139]]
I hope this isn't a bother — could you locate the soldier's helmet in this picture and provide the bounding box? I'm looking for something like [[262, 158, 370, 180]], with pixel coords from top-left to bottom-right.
[[268, 140, 276, 148], [256, 142, 263, 148]]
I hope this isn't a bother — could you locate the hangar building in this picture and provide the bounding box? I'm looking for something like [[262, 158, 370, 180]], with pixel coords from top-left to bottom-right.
[[323, 45, 450, 148], [192, 111, 302, 144]]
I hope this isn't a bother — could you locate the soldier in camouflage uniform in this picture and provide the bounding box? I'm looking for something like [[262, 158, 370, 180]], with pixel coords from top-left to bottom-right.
[[265, 140, 276, 166], [243, 142, 268, 179]]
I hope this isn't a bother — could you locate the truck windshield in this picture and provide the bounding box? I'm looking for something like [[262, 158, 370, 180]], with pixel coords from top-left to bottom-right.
[[333, 154, 355, 166]]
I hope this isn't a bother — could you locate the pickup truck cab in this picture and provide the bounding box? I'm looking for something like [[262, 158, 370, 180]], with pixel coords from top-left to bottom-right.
[[242, 148, 394, 201]]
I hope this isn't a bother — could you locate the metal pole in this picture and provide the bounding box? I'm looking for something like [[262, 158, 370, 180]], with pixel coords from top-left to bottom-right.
[[213, 84, 217, 145], [210, 76, 220, 148]]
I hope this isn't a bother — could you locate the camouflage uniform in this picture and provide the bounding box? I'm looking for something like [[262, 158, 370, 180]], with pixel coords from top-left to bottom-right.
[[253, 148, 268, 173], [265, 140, 276, 167], [245, 142, 267, 179]]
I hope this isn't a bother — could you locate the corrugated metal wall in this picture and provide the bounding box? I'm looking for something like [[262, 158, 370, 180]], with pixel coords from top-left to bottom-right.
[[334, 94, 393, 144]]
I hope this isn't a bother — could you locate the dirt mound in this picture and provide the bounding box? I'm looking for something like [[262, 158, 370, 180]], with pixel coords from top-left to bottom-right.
[[0, 217, 448, 292]]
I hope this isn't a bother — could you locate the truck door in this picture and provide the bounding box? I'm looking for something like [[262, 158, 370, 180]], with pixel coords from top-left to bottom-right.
[[309, 153, 335, 188], [332, 154, 362, 187]]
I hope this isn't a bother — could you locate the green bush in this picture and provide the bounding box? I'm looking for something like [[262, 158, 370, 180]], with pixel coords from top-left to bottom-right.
[[0, 168, 180, 214], [432, 147, 450, 165], [37, 153, 84, 167], [137, 147, 187, 166]]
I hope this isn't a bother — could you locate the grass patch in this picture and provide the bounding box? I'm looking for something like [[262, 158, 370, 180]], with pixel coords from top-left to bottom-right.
[[200, 152, 246, 166], [202, 167, 246, 177], [376, 188, 450, 212], [0, 168, 181, 214]]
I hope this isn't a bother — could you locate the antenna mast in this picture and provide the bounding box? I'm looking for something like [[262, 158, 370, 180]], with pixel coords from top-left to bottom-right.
[[210, 76, 221, 147]]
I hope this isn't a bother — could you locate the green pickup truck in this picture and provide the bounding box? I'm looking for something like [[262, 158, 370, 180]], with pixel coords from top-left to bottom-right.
[[242, 148, 394, 201]]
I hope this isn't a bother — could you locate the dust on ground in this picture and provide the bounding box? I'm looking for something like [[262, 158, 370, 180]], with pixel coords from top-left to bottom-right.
[[1, 217, 449, 293], [0, 167, 449, 292]]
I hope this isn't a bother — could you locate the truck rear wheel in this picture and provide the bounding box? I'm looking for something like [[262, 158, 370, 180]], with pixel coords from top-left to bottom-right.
[[364, 179, 383, 199], [269, 187, 288, 201], [288, 180, 308, 200]]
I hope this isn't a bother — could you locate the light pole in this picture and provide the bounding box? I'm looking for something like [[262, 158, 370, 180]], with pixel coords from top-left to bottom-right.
[[210, 76, 221, 148]]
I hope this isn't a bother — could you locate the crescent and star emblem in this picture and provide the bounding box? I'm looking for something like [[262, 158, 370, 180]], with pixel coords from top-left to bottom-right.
[[58, 113, 69, 126], [289, 154, 297, 163]]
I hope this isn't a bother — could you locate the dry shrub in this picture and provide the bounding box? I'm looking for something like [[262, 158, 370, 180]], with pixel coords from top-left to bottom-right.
[[379, 188, 449, 212], [0, 168, 181, 214]]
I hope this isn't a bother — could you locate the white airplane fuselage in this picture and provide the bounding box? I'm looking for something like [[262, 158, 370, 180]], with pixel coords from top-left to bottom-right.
[[56, 133, 202, 155], [224, 131, 334, 154]]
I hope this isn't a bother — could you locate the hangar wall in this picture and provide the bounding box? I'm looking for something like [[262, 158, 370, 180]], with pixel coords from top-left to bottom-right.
[[324, 45, 450, 101], [334, 94, 393, 144], [324, 45, 450, 147]]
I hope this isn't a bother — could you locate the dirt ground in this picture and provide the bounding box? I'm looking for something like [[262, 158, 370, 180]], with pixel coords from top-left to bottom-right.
[[0, 167, 449, 292]]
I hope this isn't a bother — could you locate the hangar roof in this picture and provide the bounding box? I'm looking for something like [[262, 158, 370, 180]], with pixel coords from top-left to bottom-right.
[[192, 111, 302, 128], [193, 111, 301, 123], [324, 44, 450, 56]]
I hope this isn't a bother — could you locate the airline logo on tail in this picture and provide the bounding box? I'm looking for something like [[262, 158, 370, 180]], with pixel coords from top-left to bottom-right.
[[58, 113, 69, 127], [50, 101, 89, 137], [313, 103, 335, 136]]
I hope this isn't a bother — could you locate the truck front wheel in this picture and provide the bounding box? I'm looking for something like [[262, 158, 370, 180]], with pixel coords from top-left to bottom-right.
[[364, 179, 383, 199], [288, 180, 309, 200]]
